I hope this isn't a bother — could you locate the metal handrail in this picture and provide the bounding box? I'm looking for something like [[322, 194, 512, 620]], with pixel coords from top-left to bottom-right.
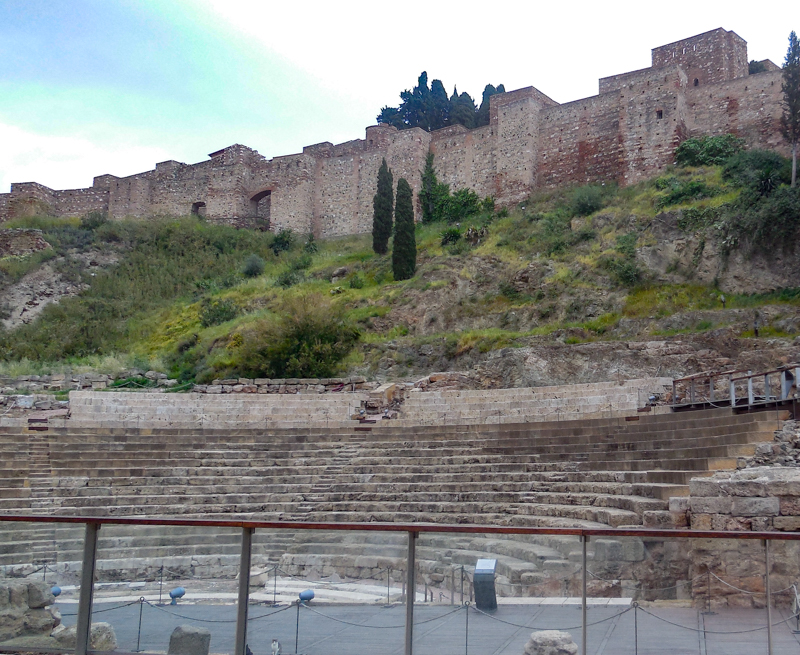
[[1, 514, 800, 540]]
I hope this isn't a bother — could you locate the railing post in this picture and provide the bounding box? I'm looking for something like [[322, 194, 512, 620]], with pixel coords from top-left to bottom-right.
[[235, 527, 253, 655], [581, 534, 587, 655], [672, 381, 676, 408], [709, 376, 715, 403], [690, 379, 696, 404], [748, 373, 754, 406], [405, 531, 417, 655], [765, 539, 773, 655], [764, 374, 771, 402], [75, 522, 99, 655], [730, 375, 736, 408]]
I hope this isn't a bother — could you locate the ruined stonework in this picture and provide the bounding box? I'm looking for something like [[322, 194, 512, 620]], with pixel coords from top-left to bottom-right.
[[0, 29, 786, 237]]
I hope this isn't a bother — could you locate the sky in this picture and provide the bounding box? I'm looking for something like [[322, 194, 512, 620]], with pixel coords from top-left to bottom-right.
[[0, 0, 796, 193]]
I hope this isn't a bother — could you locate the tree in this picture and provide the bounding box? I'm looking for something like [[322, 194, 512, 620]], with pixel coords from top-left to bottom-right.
[[372, 159, 394, 254], [392, 178, 416, 280], [476, 84, 505, 127], [781, 31, 800, 187], [419, 152, 445, 223]]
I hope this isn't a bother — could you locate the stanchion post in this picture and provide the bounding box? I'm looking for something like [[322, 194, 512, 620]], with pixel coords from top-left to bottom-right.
[[295, 600, 301, 655], [159, 564, 164, 606], [273, 564, 278, 605], [388, 567, 391, 605], [235, 526, 253, 655], [581, 534, 587, 655], [135, 597, 144, 652], [633, 603, 638, 655], [460, 566, 464, 604], [765, 539, 773, 655], [75, 522, 100, 655], [464, 601, 470, 655], [405, 531, 417, 655], [451, 569, 455, 606]]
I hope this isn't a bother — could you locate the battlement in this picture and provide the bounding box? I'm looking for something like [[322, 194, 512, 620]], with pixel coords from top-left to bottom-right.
[[1, 28, 787, 236]]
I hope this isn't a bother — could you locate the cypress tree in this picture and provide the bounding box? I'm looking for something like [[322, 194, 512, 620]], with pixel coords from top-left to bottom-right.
[[392, 178, 416, 280], [781, 31, 800, 187], [372, 158, 394, 254]]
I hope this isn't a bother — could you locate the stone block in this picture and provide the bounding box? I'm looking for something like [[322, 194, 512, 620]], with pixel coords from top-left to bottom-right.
[[773, 516, 800, 531], [731, 497, 779, 517], [254, 379, 271, 385], [206, 385, 222, 394], [780, 496, 800, 515], [26, 583, 54, 609], [692, 513, 713, 530], [689, 478, 725, 496], [643, 511, 674, 528], [53, 622, 116, 650], [524, 630, 578, 655], [690, 497, 732, 514], [719, 480, 767, 497], [168, 625, 211, 655]]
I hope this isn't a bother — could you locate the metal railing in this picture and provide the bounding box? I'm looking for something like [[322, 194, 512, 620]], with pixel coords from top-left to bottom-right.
[[1, 515, 799, 655], [672, 364, 800, 409]]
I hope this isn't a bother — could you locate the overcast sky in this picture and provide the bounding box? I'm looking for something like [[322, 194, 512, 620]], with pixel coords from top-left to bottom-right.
[[0, 0, 795, 193]]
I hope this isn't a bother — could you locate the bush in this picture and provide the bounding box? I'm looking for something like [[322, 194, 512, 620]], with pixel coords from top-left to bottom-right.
[[200, 298, 238, 327], [303, 233, 319, 253], [242, 254, 265, 278], [271, 228, 295, 255], [80, 211, 107, 230], [442, 188, 482, 222], [722, 150, 791, 195], [440, 227, 462, 245], [674, 134, 746, 167], [349, 274, 364, 289], [289, 253, 312, 270], [655, 177, 718, 209], [234, 294, 360, 378], [275, 269, 304, 288], [569, 185, 604, 216]]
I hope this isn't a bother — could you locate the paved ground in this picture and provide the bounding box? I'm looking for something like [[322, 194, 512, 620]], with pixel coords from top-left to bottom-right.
[[56, 600, 800, 655]]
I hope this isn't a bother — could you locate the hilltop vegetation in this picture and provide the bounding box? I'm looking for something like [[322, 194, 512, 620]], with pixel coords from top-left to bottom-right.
[[1, 137, 800, 383]]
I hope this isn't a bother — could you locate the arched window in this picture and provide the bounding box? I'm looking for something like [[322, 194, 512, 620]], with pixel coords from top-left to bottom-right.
[[693, 78, 699, 87], [250, 190, 271, 230]]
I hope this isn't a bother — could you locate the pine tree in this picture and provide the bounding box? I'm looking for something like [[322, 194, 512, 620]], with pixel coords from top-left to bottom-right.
[[781, 31, 800, 187], [372, 159, 394, 254], [392, 178, 416, 280]]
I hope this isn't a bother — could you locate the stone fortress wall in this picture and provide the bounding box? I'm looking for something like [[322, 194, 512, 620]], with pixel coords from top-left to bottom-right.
[[0, 29, 786, 238]]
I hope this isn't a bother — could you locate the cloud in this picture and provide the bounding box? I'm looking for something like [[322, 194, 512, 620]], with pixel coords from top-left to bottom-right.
[[0, 122, 171, 193]]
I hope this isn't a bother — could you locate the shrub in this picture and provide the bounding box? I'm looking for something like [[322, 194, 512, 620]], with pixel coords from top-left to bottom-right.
[[200, 298, 238, 327], [290, 253, 312, 270], [569, 185, 604, 216], [80, 211, 108, 230], [275, 269, 304, 288], [442, 188, 482, 222], [655, 178, 718, 209], [440, 227, 462, 245], [242, 254, 265, 278], [270, 228, 295, 255], [234, 294, 360, 378], [674, 134, 746, 166], [722, 150, 791, 195], [303, 233, 319, 253], [349, 274, 364, 289]]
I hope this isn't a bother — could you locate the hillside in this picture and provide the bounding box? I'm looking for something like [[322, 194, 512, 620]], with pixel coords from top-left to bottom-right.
[[1, 143, 799, 387]]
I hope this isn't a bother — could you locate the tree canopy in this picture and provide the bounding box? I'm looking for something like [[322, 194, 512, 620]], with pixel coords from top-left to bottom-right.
[[392, 178, 416, 280], [378, 72, 505, 132]]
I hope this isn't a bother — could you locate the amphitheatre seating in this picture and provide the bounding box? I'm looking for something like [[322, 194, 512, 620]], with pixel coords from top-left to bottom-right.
[[65, 390, 370, 429], [396, 378, 672, 425], [0, 399, 784, 591]]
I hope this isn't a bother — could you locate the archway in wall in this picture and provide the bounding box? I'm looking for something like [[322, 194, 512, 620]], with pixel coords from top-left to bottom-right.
[[250, 190, 271, 231], [191, 201, 207, 217]]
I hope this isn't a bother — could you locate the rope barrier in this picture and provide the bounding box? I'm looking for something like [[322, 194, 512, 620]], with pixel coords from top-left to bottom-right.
[[709, 570, 796, 596], [636, 604, 800, 634], [142, 599, 293, 623], [300, 602, 464, 629], [471, 603, 633, 631]]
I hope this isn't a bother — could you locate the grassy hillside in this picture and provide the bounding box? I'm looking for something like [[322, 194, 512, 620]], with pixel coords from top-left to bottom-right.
[[2, 146, 799, 382]]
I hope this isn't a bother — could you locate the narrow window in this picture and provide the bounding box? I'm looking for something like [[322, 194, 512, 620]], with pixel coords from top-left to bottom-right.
[[693, 78, 699, 87], [656, 110, 663, 120]]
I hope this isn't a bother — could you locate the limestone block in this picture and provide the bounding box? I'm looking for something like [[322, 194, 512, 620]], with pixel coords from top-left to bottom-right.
[[692, 513, 713, 530], [689, 478, 725, 496], [731, 497, 779, 517], [690, 497, 732, 514], [643, 511, 674, 528], [26, 583, 54, 609], [168, 625, 211, 655], [780, 496, 800, 515], [719, 480, 767, 497], [206, 385, 222, 394], [773, 516, 800, 531], [53, 622, 117, 650], [524, 630, 578, 655], [669, 497, 689, 512]]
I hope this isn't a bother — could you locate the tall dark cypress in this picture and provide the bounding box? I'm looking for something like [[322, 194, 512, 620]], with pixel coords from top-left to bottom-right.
[[372, 159, 394, 254], [392, 178, 416, 281]]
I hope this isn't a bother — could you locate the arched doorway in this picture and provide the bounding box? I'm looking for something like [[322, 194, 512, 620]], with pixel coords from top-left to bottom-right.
[[250, 190, 271, 230], [191, 201, 206, 217]]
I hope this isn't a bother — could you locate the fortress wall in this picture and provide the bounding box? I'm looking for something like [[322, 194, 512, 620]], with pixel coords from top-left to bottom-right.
[[264, 153, 316, 234], [652, 28, 747, 87], [384, 128, 430, 220], [617, 66, 688, 186], [686, 70, 786, 153], [0, 194, 10, 222], [430, 125, 472, 192], [493, 88, 557, 205], [52, 187, 109, 217], [538, 91, 625, 188], [318, 152, 363, 237]]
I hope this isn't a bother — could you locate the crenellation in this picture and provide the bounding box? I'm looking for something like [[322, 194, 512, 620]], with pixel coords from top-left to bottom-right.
[[2, 28, 789, 238]]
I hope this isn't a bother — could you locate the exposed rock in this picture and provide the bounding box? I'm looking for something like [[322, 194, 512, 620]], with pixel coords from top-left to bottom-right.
[[168, 625, 211, 655], [524, 630, 578, 655], [52, 622, 117, 650]]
